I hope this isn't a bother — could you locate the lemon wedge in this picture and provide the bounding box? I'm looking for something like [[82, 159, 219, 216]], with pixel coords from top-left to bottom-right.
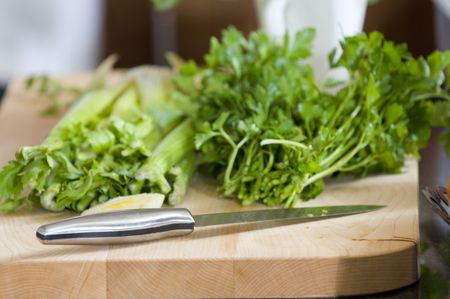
[[81, 193, 164, 216]]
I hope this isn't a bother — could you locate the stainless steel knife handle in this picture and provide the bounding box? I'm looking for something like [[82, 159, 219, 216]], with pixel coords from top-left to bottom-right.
[[36, 208, 195, 245]]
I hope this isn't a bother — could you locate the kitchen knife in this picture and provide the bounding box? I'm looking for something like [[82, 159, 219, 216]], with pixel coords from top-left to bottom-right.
[[36, 204, 384, 245]]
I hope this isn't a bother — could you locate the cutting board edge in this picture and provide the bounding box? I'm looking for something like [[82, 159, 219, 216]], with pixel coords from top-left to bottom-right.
[[0, 242, 418, 298]]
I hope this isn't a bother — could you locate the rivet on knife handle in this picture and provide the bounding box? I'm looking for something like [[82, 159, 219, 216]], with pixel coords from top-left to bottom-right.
[[36, 208, 195, 245]]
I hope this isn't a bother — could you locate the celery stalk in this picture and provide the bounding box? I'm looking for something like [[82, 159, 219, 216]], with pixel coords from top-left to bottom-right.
[[167, 153, 196, 205], [45, 83, 128, 145], [136, 118, 195, 194]]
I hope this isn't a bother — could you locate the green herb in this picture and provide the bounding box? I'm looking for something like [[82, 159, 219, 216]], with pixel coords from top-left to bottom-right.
[[438, 233, 450, 267], [25, 55, 117, 116], [174, 27, 450, 207], [420, 237, 450, 298], [26, 75, 80, 115], [151, 0, 181, 11], [420, 265, 450, 299], [0, 66, 195, 213]]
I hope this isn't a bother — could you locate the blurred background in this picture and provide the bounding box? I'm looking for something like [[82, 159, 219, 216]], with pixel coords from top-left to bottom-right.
[[105, 0, 441, 64], [0, 0, 448, 95], [0, 0, 447, 78], [106, 0, 444, 64]]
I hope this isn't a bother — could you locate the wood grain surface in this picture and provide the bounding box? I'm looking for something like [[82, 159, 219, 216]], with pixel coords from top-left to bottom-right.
[[0, 72, 419, 298]]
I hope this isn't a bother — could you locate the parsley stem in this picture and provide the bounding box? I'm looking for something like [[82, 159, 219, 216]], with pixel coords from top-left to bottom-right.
[[319, 138, 357, 168], [411, 92, 450, 102], [224, 136, 249, 188], [328, 85, 356, 128], [220, 127, 236, 148], [339, 156, 374, 172], [260, 139, 308, 149], [305, 133, 367, 186]]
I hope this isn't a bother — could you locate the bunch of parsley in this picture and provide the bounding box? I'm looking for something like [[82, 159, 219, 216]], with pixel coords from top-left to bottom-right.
[[174, 27, 450, 207]]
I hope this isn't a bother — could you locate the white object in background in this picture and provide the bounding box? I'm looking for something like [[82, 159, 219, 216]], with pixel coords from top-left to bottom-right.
[[0, 0, 104, 83], [433, 0, 450, 19], [432, 0, 450, 50], [254, 0, 368, 82]]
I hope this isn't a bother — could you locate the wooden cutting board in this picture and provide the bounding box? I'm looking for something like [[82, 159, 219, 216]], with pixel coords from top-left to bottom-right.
[[0, 72, 419, 298]]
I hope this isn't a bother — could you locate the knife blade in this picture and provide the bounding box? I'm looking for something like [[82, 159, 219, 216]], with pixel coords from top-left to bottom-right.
[[36, 204, 384, 245]]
